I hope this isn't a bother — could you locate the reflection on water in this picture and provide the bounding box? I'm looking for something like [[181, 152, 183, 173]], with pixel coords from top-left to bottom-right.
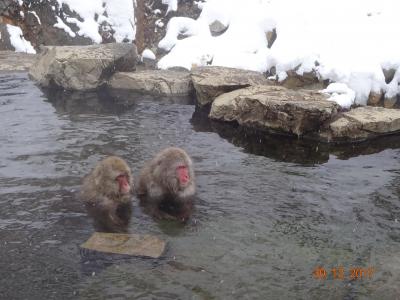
[[0, 72, 400, 299]]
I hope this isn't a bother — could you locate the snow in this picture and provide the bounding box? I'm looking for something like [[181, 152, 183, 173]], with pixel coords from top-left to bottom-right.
[[142, 48, 156, 60], [321, 83, 356, 108], [56, 0, 134, 43], [6, 24, 36, 54], [158, 0, 400, 107], [29, 11, 41, 25], [155, 19, 164, 28], [54, 16, 76, 37], [162, 0, 178, 14]]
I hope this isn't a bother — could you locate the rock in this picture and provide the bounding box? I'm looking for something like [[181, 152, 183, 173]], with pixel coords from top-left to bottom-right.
[[0, 51, 37, 71], [210, 85, 339, 136], [266, 28, 277, 48], [383, 95, 398, 108], [109, 70, 193, 96], [191, 66, 271, 107], [81, 232, 166, 258], [367, 91, 382, 106], [383, 68, 396, 84], [29, 43, 137, 90], [320, 106, 400, 142], [281, 69, 323, 89], [209, 20, 228, 36]]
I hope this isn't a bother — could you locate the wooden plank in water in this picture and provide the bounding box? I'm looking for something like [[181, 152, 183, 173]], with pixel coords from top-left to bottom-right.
[[81, 232, 166, 258]]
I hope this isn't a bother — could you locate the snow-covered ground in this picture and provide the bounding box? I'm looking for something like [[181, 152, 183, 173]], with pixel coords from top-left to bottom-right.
[[159, 0, 400, 108], [6, 0, 400, 108]]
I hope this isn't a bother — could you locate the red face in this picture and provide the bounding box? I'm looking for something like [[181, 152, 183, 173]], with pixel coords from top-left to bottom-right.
[[176, 165, 190, 186], [116, 174, 130, 194]]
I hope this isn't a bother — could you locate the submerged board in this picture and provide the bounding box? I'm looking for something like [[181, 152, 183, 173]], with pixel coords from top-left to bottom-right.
[[81, 232, 166, 258]]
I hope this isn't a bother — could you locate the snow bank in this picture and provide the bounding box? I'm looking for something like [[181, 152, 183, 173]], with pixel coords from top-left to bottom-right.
[[158, 0, 400, 108], [6, 25, 36, 54]]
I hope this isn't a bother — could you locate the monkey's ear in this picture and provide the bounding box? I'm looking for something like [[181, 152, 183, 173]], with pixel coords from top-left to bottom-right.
[[93, 165, 104, 186]]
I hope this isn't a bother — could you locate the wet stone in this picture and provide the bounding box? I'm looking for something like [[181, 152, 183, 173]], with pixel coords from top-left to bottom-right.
[[81, 232, 166, 258]]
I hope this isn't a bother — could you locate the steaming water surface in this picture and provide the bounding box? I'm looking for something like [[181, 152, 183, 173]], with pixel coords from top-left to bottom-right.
[[0, 72, 399, 299]]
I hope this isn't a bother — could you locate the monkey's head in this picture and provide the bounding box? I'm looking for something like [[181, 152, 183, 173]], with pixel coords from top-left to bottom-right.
[[158, 147, 194, 194], [93, 156, 133, 197]]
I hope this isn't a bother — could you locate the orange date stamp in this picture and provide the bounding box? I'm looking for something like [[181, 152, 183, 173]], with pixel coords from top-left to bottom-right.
[[313, 266, 375, 280]]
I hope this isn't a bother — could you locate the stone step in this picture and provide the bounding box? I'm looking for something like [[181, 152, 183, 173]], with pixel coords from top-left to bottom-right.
[[109, 69, 193, 96]]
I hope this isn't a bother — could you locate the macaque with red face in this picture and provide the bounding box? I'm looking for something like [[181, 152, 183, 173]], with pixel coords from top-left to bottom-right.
[[137, 147, 195, 221], [80, 156, 133, 233]]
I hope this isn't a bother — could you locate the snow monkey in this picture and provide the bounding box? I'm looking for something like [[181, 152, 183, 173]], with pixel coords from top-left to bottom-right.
[[81, 156, 133, 233], [137, 147, 195, 221]]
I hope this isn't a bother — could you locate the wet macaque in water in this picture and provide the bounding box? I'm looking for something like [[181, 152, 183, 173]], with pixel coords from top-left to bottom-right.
[[137, 147, 195, 221], [81, 156, 133, 233]]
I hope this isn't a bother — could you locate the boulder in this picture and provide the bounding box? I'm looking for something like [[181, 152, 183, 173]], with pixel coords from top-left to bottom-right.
[[191, 66, 270, 107], [109, 69, 193, 96], [29, 43, 137, 90], [210, 85, 339, 136], [320, 106, 400, 142], [280, 69, 323, 89]]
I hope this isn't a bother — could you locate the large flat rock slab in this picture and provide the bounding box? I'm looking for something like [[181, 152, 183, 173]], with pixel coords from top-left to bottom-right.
[[191, 66, 271, 107], [29, 43, 137, 90], [81, 232, 166, 258], [210, 85, 339, 136], [320, 106, 400, 142], [109, 70, 193, 96], [0, 51, 38, 71]]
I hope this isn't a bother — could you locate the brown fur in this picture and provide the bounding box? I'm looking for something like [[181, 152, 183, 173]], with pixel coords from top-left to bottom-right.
[[137, 147, 195, 221], [80, 156, 133, 233]]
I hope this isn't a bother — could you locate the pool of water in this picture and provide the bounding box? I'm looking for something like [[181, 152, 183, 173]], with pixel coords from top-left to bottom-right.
[[0, 72, 399, 299]]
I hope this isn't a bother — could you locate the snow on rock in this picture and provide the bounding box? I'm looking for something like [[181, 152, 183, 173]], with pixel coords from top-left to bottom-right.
[[162, 0, 178, 14], [104, 0, 135, 42], [56, 0, 134, 43], [54, 16, 76, 37], [321, 83, 356, 109], [6, 24, 36, 54], [142, 48, 156, 60], [158, 0, 275, 71], [158, 0, 400, 107], [29, 11, 41, 25], [158, 17, 204, 51]]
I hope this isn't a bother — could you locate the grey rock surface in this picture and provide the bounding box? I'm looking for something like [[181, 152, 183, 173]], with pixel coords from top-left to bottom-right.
[[321, 106, 400, 142], [29, 43, 137, 90], [109, 69, 193, 96], [210, 85, 339, 136], [191, 66, 270, 107]]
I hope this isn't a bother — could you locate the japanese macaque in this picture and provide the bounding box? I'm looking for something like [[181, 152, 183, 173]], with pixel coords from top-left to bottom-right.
[[137, 147, 195, 221], [80, 156, 133, 233]]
